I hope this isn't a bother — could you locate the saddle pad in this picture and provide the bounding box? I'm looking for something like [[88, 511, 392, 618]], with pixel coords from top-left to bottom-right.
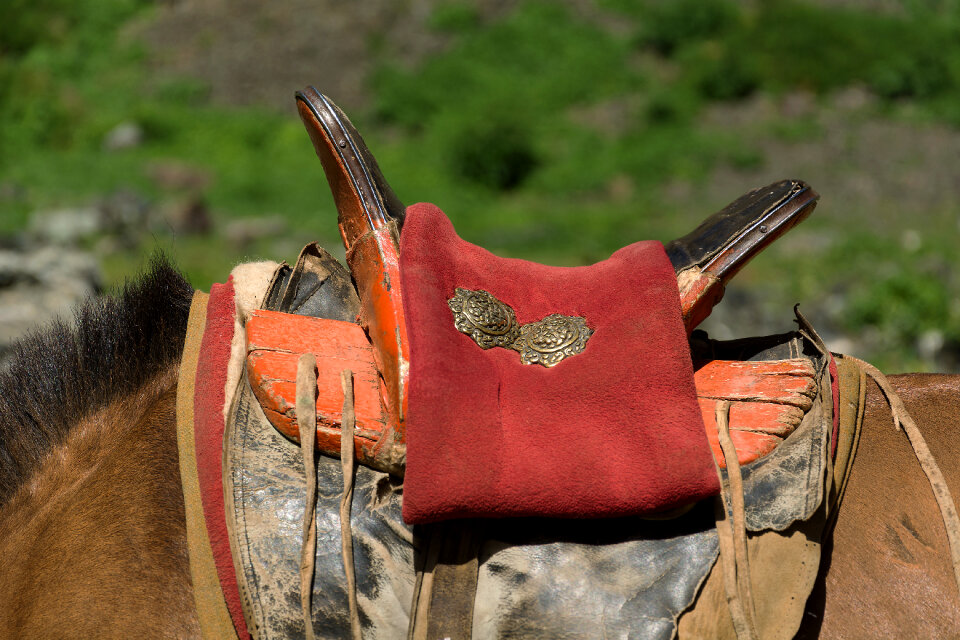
[[176, 262, 279, 640], [399, 203, 719, 522], [177, 280, 249, 640]]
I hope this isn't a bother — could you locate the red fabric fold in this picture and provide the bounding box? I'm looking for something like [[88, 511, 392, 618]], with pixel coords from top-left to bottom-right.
[[399, 203, 719, 524], [194, 277, 250, 639]]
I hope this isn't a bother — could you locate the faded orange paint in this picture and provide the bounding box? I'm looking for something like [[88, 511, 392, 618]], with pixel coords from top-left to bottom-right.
[[694, 359, 817, 409], [345, 226, 409, 445], [245, 309, 395, 472], [296, 95, 410, 469], [678, 273, 725, 333], [248, 310, 818, 473], [694, 359, 817, 468]]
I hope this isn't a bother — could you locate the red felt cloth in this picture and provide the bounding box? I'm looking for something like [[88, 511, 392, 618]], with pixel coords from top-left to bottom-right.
[[399, 203, 720, 524], [194, 277, 250, 639]]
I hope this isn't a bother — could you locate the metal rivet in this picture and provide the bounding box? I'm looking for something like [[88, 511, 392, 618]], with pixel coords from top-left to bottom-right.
[[759, 224, 768, 233], [338, 139, 347, 148]]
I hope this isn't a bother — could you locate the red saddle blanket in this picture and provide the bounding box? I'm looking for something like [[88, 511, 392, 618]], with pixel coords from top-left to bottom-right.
[[399, 203, 720, 523]]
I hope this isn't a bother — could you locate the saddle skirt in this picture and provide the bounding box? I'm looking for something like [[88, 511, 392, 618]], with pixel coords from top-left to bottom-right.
[[175, 255, 862, 639]]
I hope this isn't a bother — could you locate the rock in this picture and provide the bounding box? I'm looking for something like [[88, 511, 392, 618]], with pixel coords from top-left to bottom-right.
[[900, 229, 922, 253], [0, 181, 25, 202], [831, 86, 874, 112], [147, 161, 211, 192], [780, 90, 816, 119], [28, 207, 102, 244], [918, 329, 945, 362], [0, 247, 101, 366], [225, 215, 288, 249], [99, 190, 152, 244], [159, 196, 213, 234], [26, 191, 154, 246], [102, 121, 144, 151]]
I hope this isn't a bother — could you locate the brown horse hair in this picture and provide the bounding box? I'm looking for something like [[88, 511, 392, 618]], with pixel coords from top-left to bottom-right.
[[0, 365, 202, 637], [0, 254, 193, 507]]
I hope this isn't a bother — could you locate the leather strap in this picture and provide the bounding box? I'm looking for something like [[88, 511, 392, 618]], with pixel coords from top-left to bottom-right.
[[409, 522, 482, 640]]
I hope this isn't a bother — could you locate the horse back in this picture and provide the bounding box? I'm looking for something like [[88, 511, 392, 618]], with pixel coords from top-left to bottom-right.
[[804, 373, 960, 638], [0, 368, 200, 639]]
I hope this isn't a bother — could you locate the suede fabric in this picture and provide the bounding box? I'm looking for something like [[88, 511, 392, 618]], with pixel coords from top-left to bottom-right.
[[399, 203, 719, 523], [193, 277, 250, 639]]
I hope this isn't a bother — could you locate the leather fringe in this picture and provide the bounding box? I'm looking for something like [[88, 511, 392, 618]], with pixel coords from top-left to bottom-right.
[[712, 400, 759, 640], [296, 355, 319, 640], [340, 370, 362, 640]]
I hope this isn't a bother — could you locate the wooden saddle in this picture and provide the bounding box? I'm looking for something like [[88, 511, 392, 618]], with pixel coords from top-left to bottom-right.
[[246, 87, 821, 476]]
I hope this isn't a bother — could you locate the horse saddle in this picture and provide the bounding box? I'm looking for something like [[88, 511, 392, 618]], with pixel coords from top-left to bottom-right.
[[246, 88, 821, 508], [189, 88, 869, 639]]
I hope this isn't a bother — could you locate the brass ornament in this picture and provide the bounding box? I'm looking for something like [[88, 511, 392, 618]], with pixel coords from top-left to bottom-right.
[[448, 288, 521, 349], [514, 313, 593, 367], [448, 288, 593, 367]]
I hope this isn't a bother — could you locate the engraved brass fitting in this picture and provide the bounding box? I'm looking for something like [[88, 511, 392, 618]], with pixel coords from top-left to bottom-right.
[[448, 288, 592, 367]]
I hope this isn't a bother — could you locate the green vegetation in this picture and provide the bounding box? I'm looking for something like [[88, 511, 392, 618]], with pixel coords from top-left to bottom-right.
[[2, 0, 960, 370]]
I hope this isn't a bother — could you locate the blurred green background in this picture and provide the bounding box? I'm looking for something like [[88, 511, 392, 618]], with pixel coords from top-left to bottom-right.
[[2, 0, 959, 372]]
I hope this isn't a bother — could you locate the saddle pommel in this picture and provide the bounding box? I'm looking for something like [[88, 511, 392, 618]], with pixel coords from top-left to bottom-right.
[[666, 180, 819, 332], [296, 87, 409, 460]]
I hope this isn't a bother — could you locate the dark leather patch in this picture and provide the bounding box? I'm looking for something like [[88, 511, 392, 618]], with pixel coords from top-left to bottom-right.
[[264, 242, 360, 322], [226, 381, 415, 638]]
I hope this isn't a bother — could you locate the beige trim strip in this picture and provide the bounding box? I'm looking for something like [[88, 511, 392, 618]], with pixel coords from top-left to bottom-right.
[[176, 291, 240, 640]]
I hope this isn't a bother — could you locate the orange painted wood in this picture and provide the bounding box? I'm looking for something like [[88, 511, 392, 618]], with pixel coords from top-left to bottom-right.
[[260, 404, 383, 465], [704, 426, 783, 469], [694, 359, 817, 410], [248, 353, 384, 432], [678, 273, 725, 333], [695, 358, 815, 467], [346, 227, 409, 447], [698, 398, 804, 437], [699, 398, 806, 468], [247, 309, 374, 360], [297, 95, 409, 464], [248, 309, 817, 472], [246, 309, 395, 470]]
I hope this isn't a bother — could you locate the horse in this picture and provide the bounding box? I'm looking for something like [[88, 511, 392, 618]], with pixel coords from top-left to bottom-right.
[[2, 262, 958, 639], [2, 92, 960, 639]]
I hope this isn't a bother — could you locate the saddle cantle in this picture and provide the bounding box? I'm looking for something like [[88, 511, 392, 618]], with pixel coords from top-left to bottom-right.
[[247, 88, 820, 476], [667, 180, 818, 330]]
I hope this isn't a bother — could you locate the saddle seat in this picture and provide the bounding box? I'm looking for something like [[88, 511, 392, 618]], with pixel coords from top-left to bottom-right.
[[244, 88, 824, 481]]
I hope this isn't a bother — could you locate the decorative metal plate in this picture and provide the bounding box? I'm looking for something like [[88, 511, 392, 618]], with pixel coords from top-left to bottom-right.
[[514, 313, 592, 367], [448, 288, 521, 349], [448, 288, 593, 367]]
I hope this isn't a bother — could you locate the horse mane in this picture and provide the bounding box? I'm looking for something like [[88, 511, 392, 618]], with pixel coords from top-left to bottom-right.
[[0, 255, 193, 507]]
